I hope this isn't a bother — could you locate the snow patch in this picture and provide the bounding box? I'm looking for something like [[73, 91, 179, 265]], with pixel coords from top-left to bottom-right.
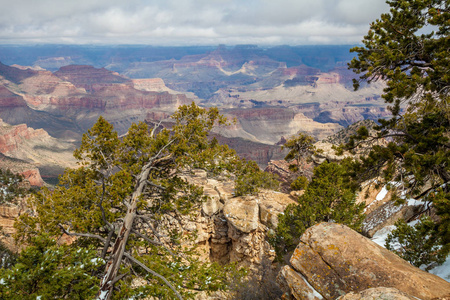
[[372, 222, 450, 283], [407, 198, 425, 206], [299, 272, 323, 299], [376, 186, 389, 201], [429, 257, 450, 281], [371, 225, 396, 247]]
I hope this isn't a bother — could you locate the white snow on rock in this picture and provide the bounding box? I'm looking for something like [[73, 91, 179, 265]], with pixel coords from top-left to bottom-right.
[[371, 222, 450, 283], [376, 186, 389, 201]]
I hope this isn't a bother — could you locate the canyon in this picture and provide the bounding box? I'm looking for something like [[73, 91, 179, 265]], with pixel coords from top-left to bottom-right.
[[0, 45, 387, 184], [0, 45, 448, 299]]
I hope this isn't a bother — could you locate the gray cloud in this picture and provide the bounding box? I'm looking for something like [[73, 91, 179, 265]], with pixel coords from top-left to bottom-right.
[[0, 0, 389, 45]]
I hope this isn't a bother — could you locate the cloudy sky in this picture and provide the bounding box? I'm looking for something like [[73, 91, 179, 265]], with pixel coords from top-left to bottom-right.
[[0, 0, 389, 45]]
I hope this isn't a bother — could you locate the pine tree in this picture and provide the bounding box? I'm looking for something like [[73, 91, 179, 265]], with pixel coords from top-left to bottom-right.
[[272, 161, 365, 259], [347, 0, 449, 267], [386, 216, 449, 270]]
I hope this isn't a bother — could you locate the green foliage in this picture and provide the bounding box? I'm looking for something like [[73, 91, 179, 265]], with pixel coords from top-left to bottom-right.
[[386, 216, 449, 271], [282, 133, 315, 174], [13, 103, 263, 298], [234, 160, 279, 196], [0, 241, 16, 269], [272, 161, 365, 259], [348, 0, 449, 260], [0, 169, 27, 204], [0, 234, 102, 299], [348, 0, 449, 191], [349, 0, 449, 104], [290, 176, 308, 191], [433, 187, 450, 245]]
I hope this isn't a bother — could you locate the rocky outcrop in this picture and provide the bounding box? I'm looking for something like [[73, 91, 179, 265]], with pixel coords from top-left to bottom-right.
[[362, 198, 425, 237], [0, 121, 48, 153], [336, 287, 417, 300], [0, 201, 27, 251], [279, 222, 450, 300], [311, 141, 351, 164], [264, 159, 295, 186], [0, 153, 43, 186], [178, 169, 296, 266], [20, 168, 45, 186], [264, 158, 314, 192], [222, 191, 296, 267], [355, 180, 427, 237]]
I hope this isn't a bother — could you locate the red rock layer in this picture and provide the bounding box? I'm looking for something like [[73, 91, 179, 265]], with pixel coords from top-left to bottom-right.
[[0, 123, 48, 153], [0, 86, 28, 108]]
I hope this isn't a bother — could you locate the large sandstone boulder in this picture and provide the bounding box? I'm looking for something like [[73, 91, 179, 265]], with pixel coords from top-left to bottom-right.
[[279, 222, 450, 300], [336, 287, 417, 300]]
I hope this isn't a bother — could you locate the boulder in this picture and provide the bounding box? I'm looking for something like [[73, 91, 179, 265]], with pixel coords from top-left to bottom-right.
[[336, 287, 417, 300], [279, 222, 450, 300], [277, 265, 322, 300], [223, 197, 260, 233], [258, 191, 296, 228]]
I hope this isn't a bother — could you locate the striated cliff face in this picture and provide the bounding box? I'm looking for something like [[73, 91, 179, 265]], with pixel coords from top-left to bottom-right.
[[0, 119, 76, 184], [0, 86, 28, 108], [54, 65, 130, 91], [0, 64, 197, 138], [0, 122, 48, 154], [222, 108, 343, 144]]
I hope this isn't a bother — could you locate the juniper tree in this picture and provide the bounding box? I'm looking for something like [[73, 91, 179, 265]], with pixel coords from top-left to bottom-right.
[[0, 234, 101, 300], [386, 216, 449, 270], [14, 103, 260, 299], [282, 133, 315, 174]]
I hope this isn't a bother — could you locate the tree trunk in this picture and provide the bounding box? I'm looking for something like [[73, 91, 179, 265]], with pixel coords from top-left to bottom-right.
[[96, 165, 151, 300]]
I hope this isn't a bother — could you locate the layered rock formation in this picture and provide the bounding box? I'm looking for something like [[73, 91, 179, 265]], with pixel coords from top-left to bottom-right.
[[0, 63, 195, 139], [0, 119, 76, 184], [278, 222, 450, 300], [0, 201, 27, 251], [222, 108, 343, 144]]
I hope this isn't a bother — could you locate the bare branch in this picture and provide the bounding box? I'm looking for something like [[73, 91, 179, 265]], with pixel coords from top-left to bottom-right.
[[150, 120, 163, 139], [131, 229, 175, 256], [58, 224, 106, 243], [123, 252, 183, 300], [101, 228, 115, 260], [146, 180, 167, 190]]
